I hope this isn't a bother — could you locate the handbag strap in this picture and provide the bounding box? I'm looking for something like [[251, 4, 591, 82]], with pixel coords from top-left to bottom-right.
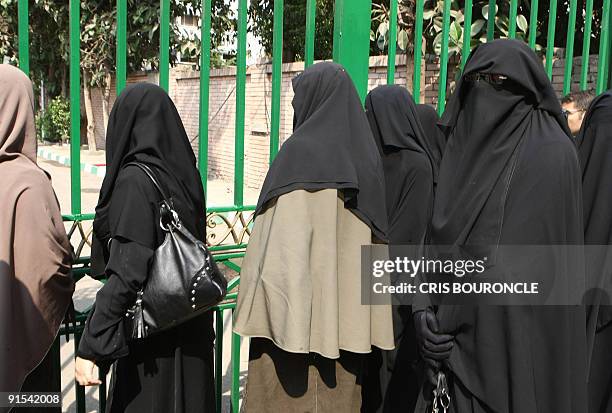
[[124, 162, 171, 203], [124, 162, 179, 229]]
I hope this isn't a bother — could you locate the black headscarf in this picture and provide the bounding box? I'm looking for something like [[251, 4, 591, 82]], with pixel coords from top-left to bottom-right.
[[365, 85, 435, 243], [255, 62, 388, 240], [576, 90, 612, 413], [92, 83, 206, 274], [415, 104, 446, 170], [430, 39, 586, 413]]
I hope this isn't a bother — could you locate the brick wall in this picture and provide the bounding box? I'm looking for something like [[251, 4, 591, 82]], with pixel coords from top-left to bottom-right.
[[88, 50, 601, 192]]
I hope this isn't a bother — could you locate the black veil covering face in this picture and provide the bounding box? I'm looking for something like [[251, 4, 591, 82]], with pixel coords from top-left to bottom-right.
[[415, 104, 446, 170], [362, 85, 436, 412], [575, 90, 612, 413], [427, 39, 586, 413], [255, 62, 388, 241]]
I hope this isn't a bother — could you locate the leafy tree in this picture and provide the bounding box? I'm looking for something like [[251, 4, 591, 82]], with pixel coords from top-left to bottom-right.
[[0, 0, 236, 150], [249, 0, 335, 62]]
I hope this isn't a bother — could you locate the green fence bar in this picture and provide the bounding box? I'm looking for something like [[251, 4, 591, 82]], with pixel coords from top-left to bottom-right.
[[116, 0, 127, 95], [199, 0, 212, 193], [387, 0, 398, 84], [159, 0, 170, 91], [17, 0, 28, 75], [234, 0, 247, 207], [215, 310, 224, 413], [304, 0, 316, 68], [580, 0, 594, 89], [412, 0, 424, 102], [545, 0, 558, 78], [609, 11, 612, 89], [461, 0, 473, 70], [438, 0, 452, 115], [270, 0, 283, 162], [332, 0, 373, 103], [528, 0, 539, 49], [562, 0, 578, 95], [486, 0, 496, 41], [230, 314, 241, 412], [70, 0, 81, 216], [596, 0, 611, 93], [508, 0, 518, 38]]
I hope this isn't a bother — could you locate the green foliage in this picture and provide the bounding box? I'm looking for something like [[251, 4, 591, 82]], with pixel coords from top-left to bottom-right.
[[36, 97, 70, 143], [371, 0, 415, 55], [370, 0, 607, 59], [0, 0, 236, 92], [249, 0, 334, 62]]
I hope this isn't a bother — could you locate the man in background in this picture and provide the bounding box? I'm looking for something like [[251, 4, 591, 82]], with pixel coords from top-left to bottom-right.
[[562, 89, 596, 136]]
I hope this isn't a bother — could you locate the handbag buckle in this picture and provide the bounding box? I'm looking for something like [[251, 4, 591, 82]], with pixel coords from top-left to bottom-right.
[[159, 203, 181, 231]]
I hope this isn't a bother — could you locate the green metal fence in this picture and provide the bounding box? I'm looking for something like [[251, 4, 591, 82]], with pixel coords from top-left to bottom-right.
[[13, 0, 612, 412]]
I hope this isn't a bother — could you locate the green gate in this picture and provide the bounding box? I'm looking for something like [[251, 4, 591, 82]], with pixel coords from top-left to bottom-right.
[[12, 0, 612, 411]]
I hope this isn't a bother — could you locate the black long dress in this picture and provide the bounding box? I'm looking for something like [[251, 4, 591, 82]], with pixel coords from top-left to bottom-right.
[[362, 85, 436, 413], [421, 39, 586, 413], [78, 83, 215, 413], [575, 90, 612, 413]]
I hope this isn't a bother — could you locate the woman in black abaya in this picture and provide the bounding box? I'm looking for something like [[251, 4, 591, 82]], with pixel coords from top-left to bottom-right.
[[575, 90, 612, 413], [74, 83, 215, 413], [416, 39, 586, 413], [361, 85, 437, 413]]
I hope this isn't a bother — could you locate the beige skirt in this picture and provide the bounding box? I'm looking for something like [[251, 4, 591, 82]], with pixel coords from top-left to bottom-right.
[[234, 189, 394, 359]]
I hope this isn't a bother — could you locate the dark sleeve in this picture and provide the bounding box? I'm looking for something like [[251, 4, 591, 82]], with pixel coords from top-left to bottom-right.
[[77, 171, 159, 362]]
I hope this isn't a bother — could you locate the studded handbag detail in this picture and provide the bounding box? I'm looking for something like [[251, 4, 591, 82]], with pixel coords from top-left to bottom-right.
[[122, 162, 227, 339]]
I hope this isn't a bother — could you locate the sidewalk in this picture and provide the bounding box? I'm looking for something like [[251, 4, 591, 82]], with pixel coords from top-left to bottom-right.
[[38, 144, 107, 178]]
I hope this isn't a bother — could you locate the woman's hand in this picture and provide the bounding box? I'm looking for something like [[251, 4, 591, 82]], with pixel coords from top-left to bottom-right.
[[75, 357, 102, 386], [414, 309, 454, 385]]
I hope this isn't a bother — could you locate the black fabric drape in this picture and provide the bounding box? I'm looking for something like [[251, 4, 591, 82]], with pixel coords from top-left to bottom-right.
[[575, 90, 612, 413], [365, 85, 437, 240], [361, 86, 435, 413], [91, 82, 207, 276], [79, 83, 214, 413], [427, 39, 586, 413], [415, 104, 446, 171], [255, 62, 388, 241]]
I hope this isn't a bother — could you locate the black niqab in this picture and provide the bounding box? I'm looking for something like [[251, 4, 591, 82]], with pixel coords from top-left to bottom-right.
[[576, 90, 612, 413], [433, 39, 572, 248], [415, 104, 446, 170], [255, 62, 388, 240], [429, 39, 586, 413], [91, 83, 206, 275]]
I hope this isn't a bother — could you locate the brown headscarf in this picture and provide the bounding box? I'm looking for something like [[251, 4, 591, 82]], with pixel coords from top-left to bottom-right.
[[0, 64, 74, 395]]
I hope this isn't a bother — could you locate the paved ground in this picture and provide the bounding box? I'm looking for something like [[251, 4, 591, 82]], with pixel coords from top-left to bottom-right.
[[38, 147, 251, 412]]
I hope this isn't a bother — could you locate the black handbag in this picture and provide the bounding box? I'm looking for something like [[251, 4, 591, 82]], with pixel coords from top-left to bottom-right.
[[123, 162, 227, 339]]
